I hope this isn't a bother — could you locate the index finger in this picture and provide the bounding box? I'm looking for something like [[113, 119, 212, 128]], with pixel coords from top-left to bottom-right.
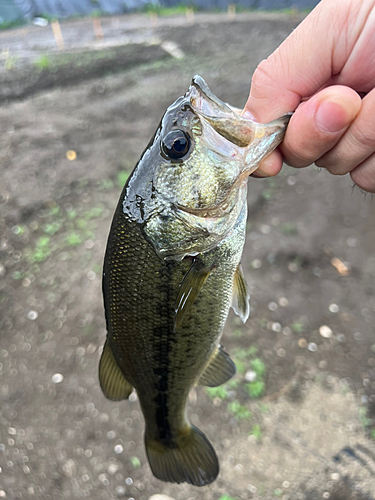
[[245, 0, 372, 122]]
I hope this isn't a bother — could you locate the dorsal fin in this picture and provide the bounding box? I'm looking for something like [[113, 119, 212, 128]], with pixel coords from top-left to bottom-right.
[[231, 263, 250, 323], [196, 345, 236, 387], [99, 341, 133, 401]]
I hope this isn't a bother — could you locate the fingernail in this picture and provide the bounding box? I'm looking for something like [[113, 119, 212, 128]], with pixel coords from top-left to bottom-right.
[[315, 100, 350, 133]]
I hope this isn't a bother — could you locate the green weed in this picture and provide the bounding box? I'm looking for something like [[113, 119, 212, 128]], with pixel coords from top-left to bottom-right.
[[130, 456, 141, 468], [280, 222, 298, 235], [291, 322, 304, 333], [83, 206, 103, 220], [249, 424, 262, 440], [27, 236, 52, 263], [35, 54, 51, 70], [227, 401, 252, 421], [219, 495, 238, 500], [206, 385, 229, 400], [251, 358, 266, 378], [65, 233, 82, 247], [43, 221, 62, 235], [245, 380, 265, 399]]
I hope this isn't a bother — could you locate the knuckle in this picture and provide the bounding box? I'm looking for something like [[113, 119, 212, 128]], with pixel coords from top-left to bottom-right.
[[351, 121, 375, 149]]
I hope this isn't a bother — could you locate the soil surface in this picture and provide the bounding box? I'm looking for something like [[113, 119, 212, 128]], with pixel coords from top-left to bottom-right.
[[1, 12, 375, 500]]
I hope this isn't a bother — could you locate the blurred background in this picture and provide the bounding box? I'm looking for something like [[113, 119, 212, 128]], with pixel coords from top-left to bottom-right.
[[1, 2, 375, 500]]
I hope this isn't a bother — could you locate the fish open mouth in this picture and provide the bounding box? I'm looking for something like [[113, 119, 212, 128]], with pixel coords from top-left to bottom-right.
[[188, 75, 291, 153]]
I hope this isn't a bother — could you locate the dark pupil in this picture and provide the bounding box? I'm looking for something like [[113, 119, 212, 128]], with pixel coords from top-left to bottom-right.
[[173, 138, 187, 152], [163, 130, 190, 160]]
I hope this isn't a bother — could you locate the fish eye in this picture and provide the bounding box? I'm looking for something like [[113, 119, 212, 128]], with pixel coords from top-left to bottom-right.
[[161, 130, 191, 161]]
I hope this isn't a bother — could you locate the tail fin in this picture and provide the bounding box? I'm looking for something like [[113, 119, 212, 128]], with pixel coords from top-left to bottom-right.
[[145, 425, 219, 486]]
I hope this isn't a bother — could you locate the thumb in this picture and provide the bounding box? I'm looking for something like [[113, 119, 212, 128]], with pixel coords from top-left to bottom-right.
[[244, 0, 366, 122]]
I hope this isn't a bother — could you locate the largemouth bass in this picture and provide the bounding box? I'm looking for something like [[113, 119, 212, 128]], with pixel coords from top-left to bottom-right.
[[100, 76, 290, 486]]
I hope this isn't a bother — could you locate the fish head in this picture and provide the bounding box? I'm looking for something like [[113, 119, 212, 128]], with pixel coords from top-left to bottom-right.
[[124, 76, 291, 260]]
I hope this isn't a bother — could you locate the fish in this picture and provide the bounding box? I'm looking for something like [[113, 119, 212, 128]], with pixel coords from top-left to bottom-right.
[[100, 76, 291, 486]]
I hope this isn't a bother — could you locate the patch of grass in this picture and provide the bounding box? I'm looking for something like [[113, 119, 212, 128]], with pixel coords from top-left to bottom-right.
[[206, 385, 229, 400], [92, 264, 101, 274], [141, 3, 196, 16], [235, 359, 246, 375], [249, 424, 262, 440], [251, 358, 266, 378], [49, 205, 61, 216], [65, 233, 82, 247], [291, 321, 304, 333], [43, 221, 62, 235], [219, 495, 238, 500], [0, 19, 26, 31], [274, 489, 283, 497], [280, 222, 298, 236], [130, 456, 141, 468], [117, 171, 129, 188], [359, 407, 372, 430], [27, 236, 52, 263], [35, 54, 51, 70], [227, 401, 252, 421], [245, 380, 265, 399], [83, 206, 103, 220]]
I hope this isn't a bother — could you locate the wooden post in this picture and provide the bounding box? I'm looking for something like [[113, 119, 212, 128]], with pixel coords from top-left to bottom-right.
[[92, 18, 104, 41], [51, 20, 64, 50], [185, 8, 194, 23], [228, 4, 236, 18]]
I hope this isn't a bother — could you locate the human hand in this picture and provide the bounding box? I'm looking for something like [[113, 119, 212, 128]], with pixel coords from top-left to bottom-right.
[[244, 0, 375, 192]]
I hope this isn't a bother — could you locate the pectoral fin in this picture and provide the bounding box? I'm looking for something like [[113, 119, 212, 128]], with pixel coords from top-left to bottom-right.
[[99, 341, 133, 401], [231, 263, 250, 323], [196, 345, 236, 387], [175, 260, 213, 329]]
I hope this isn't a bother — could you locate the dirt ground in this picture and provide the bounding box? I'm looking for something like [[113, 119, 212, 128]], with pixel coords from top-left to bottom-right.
[[1, 13, 375, 500]]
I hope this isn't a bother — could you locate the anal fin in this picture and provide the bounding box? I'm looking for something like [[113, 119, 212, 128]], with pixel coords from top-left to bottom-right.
[[231, 263, 250, 323], [175, 259, 213, 329], [196, 345, 236, 387], [99, 340, 133, 401]]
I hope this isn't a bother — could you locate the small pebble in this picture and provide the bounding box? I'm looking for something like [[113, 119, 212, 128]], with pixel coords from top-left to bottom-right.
[[308, 342, 318, 352], [279, 297, 289, 307], [251, 259, 262, 269], [107, 431, 116, 440], [260, 225, 270, 234], [114, 445, 123, 454], [108, 463, 118, 475], [277, 348, 286, 358], [337, 334, 346, 342], [272, 322, 282, 332], [115, 485, 126, 497], [282, 481, 290, 488], [329, 303, 339, 313], [87, 271, 96, 280], [52, 373, 64, 384], [323, 493, 330, 499], [319, 325, 333, 338], [268, 301, 278, 311], [287, 175, 296, 185], [331, 473, 340, 481], [298, 339, 307, 348], [27, 310, 38, 321], [288, 262, 298, 273], [245, 370, 257, 382], [282, 327, 291, 336], [125, 478, 133, 486]]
